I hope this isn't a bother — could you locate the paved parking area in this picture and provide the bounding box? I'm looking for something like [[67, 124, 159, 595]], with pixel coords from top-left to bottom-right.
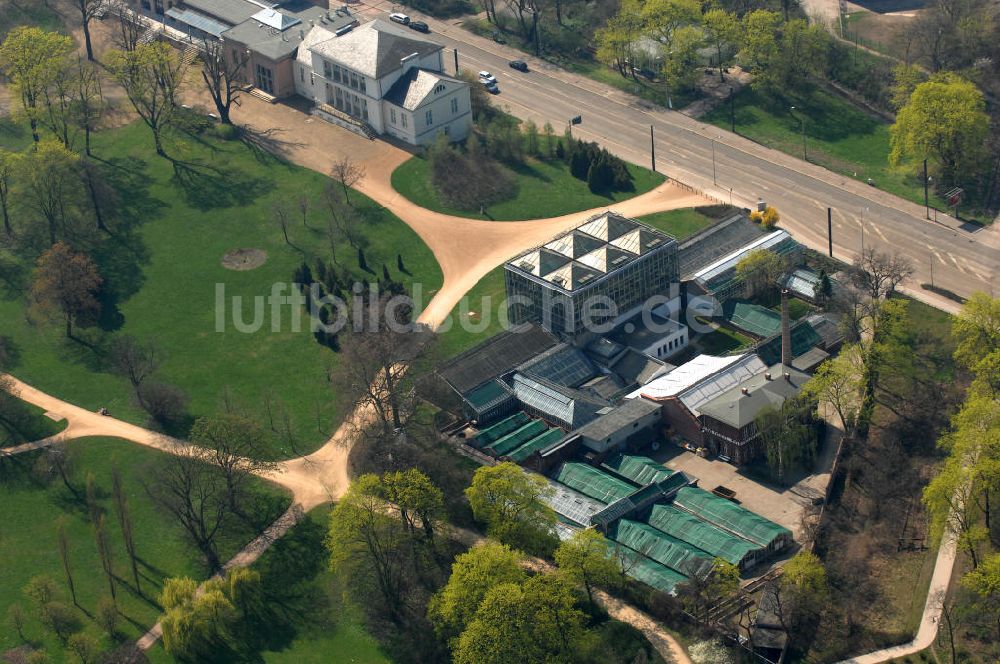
[[653, 447, 812, 539]]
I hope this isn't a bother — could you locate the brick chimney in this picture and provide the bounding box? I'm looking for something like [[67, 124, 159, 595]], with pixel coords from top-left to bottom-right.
[[781, 288, 792, 367]]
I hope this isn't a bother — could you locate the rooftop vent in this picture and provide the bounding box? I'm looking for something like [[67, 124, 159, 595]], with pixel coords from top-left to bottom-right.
[[765, 372, 771, 380], [784, 372, 791, 381], [741, 387, 749, 395]]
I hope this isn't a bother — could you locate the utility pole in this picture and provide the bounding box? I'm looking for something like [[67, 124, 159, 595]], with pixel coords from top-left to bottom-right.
[[828, 207, 833, 257], [650, 125, 656, 172], [923, 158, 929, 218], [930, 250, 934, 287], [453, 48, 459, 75], [729, 87, 735, 133]]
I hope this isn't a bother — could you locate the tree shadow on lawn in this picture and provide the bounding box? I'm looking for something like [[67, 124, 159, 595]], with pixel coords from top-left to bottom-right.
[[239, 124, 306, 164], [168, 157, 276, 211], [756, 86, 880, 143], [506, 159, 554, 184]]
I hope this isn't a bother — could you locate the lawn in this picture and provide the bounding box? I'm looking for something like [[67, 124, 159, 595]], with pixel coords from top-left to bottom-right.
[[693, 325, 752, 355], [702, 85, 986, 221], [635, 208, 719, 241], [390, 153, 665, 221], [249, 505, 391, 663], [436, 267, 508, 360], [0, 120, 442, 458], [1, 397, 67, 447], [0, 0, 62, 38], [0, 436, 291, 661]]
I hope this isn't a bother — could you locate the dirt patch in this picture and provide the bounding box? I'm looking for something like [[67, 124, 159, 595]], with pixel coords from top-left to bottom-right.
[[683, 65, 752, 119], [222, 248, 267, 271]]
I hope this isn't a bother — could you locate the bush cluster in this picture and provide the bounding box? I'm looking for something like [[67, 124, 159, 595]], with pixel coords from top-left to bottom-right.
[[563, 137, 634, 194], [426, 135, 516, 211]]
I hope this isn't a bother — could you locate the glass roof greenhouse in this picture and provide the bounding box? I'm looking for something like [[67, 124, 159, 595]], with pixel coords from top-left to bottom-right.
[[673, 487, 792, 548]]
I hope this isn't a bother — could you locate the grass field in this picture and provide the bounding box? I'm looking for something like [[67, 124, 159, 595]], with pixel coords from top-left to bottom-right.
[[702, 85, 985, 220], [390, 153, 665, 221], [694, 325, 753, 355], [0, 0, 62, 38], [1, 398, 67, 447], [436, 267, 508, 360], [251, 506, 391, 663], [635, 208, 719, 240], [0, 121, 442, 458], [0, 436, 291, 661]]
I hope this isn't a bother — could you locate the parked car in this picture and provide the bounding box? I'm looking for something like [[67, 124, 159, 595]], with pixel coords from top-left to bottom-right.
[[484, 81, 500, 94], [478, 71, 496, 85], [388, 12, 410, 25], [508, 59, 528, 72], [408, 20, 429, 33]]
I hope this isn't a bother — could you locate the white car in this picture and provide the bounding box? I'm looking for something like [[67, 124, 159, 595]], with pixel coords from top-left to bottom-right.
[[478, 71, 496, 85]]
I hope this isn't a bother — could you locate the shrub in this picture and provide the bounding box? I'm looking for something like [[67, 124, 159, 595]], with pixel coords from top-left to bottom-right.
[[749, 210, 763, 224], [136, 381, 189, 429], [427, 136, 516, 211], [211, 123, 241, 140], [761, 206, 780, 229]]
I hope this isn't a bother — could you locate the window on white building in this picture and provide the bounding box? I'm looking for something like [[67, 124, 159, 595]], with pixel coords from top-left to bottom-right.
[[451, 98, 458, 114], [425, 110, 433, 125], [401, 114, 408, 128], [323, 60, 333, 79], [299, 66, 304, 83], [390, 108, 397, 125]]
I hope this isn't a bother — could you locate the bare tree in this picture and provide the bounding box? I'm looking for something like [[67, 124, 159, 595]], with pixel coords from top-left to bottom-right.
[[111, 335, 161, 396], [56, 518, 78, 607], [147, 449, 230, 571], [112, 465, 141, 593], [297, 195, 310, 228], [850, 248, 914, 301], [72, 58, 105, 157], [94, 514, 117, 601], [189, 413, 278, 516], [273, 202, 291, 245], [199, 37, 247, 126], [109, 0, 144, 52], [74, 0, 104, 61], [39, 441, 81, 500], [0, 149, 13, 237], [330, 157, 366, 205]]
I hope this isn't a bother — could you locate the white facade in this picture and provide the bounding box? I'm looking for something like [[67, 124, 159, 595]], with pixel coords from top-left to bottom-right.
[[294, 21, 471, 145]]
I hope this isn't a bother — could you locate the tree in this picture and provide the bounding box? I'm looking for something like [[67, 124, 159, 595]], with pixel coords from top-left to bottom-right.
[[330, 157, 365, 205], [702, 9, 741, 82], [428, 541, 527, 642], [382, 468, 444, 541], [642, 0, 701, 51], [660, 25, 704, 96], [773, 550, 828, 636], [16, 139, 84, 244], [189, 413, 278, 515], [149, 450, 230, 571], [802, 349, 864, 436], [96, 595, 118, 638], [951, 292, 1000, 374], [326, 473, 410, 619], [595, 0, 644, 79], [453, 574, 587, 664], [72, 58, 105, 157], [30, 242, 102, 339], [961, 552, 1000, 641], [273, 202, 291, 245], [94, 514, 117, 601], [74, 0, 104, 61], [68, 633, 101, 664], [110, 335, 161, 404], [200, 37, 247, 126], [678, 558, 740, 624], [739, 13, 827, 93], [23, 575, 59, 609], [0, 148, 14, 236], [56, 518, 78, 607], [106, 42, 188, 157], [735, 247, 783, 298], [465, 462, 557, 555], [40, 601, 79, 645], [0, 27, 74, 144], [137, 381, 190, 429], [159, 576, 239, 660], [112, 464, 142, 593], [890, 73, 989, 186], [6, 603, 27, 642], [849, 248, 914, 301], [756, 395, 819, 484], [554, 528, 618, 605], [924, 454, 987, 568]]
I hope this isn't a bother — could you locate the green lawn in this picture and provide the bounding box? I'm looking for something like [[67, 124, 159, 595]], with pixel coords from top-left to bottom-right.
[[635, 208, 718, 240], [436, 267, 508, 360], [1, 398, 67, 447], [694, 325, 753, 355], [702, 85, 985, 221], [0, 436, 291, 661], [251, 505, 391, 663], [0, 1, 62, 38], [391, 154, 665, 221], [0, 121, 442, 458]]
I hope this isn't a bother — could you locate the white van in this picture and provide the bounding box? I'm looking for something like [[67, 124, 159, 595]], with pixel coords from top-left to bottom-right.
[[389, 12, 410, 25]]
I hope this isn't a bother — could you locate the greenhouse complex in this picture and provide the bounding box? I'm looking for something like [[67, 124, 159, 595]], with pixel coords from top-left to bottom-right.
[[545, 453, 792, 594]]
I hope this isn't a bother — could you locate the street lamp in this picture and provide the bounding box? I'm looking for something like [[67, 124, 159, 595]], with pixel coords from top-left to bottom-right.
[[789, 106, 807, 161], [860, 206, 869, 254], [711, 138, 717, 186]]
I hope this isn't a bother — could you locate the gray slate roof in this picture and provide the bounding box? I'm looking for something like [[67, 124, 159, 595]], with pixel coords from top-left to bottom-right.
[[222, 2, 353, 61], [697, 363, 810, 429], [383, 67, 464, 110], [677, 213, 763, 280], [308, 19, 443, 79], [183, 0, 263, 26]]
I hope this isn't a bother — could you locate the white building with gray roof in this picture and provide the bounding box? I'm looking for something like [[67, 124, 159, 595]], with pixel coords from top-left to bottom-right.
[[294, 19, 471, 145]]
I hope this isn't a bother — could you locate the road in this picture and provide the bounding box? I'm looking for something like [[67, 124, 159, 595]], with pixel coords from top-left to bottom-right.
[[359, 2, 999, 310]]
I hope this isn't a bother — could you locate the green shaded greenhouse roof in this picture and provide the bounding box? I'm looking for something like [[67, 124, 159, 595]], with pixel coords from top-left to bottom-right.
[[465, 379, 514, 411], [475, 412, 530, 446], [647, 504, 758, 566], [611, 519, 714, 578], [673, 487, 791, 548], [602, 454, 676, 486], [488, 420, 548, 456], [723, 300, 782, 338], [755, 320, 823, 366], [507, 428, 565, 462], [553, 462, 637, 504], [610, 542, 689, 594]]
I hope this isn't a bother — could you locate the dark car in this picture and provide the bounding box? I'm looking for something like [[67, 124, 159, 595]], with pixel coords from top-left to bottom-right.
[[408, 21, 429, 33], [508, 59, 528, 72]]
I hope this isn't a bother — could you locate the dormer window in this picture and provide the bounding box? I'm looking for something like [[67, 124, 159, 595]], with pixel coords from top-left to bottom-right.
[[434, 84, 445, 94]]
